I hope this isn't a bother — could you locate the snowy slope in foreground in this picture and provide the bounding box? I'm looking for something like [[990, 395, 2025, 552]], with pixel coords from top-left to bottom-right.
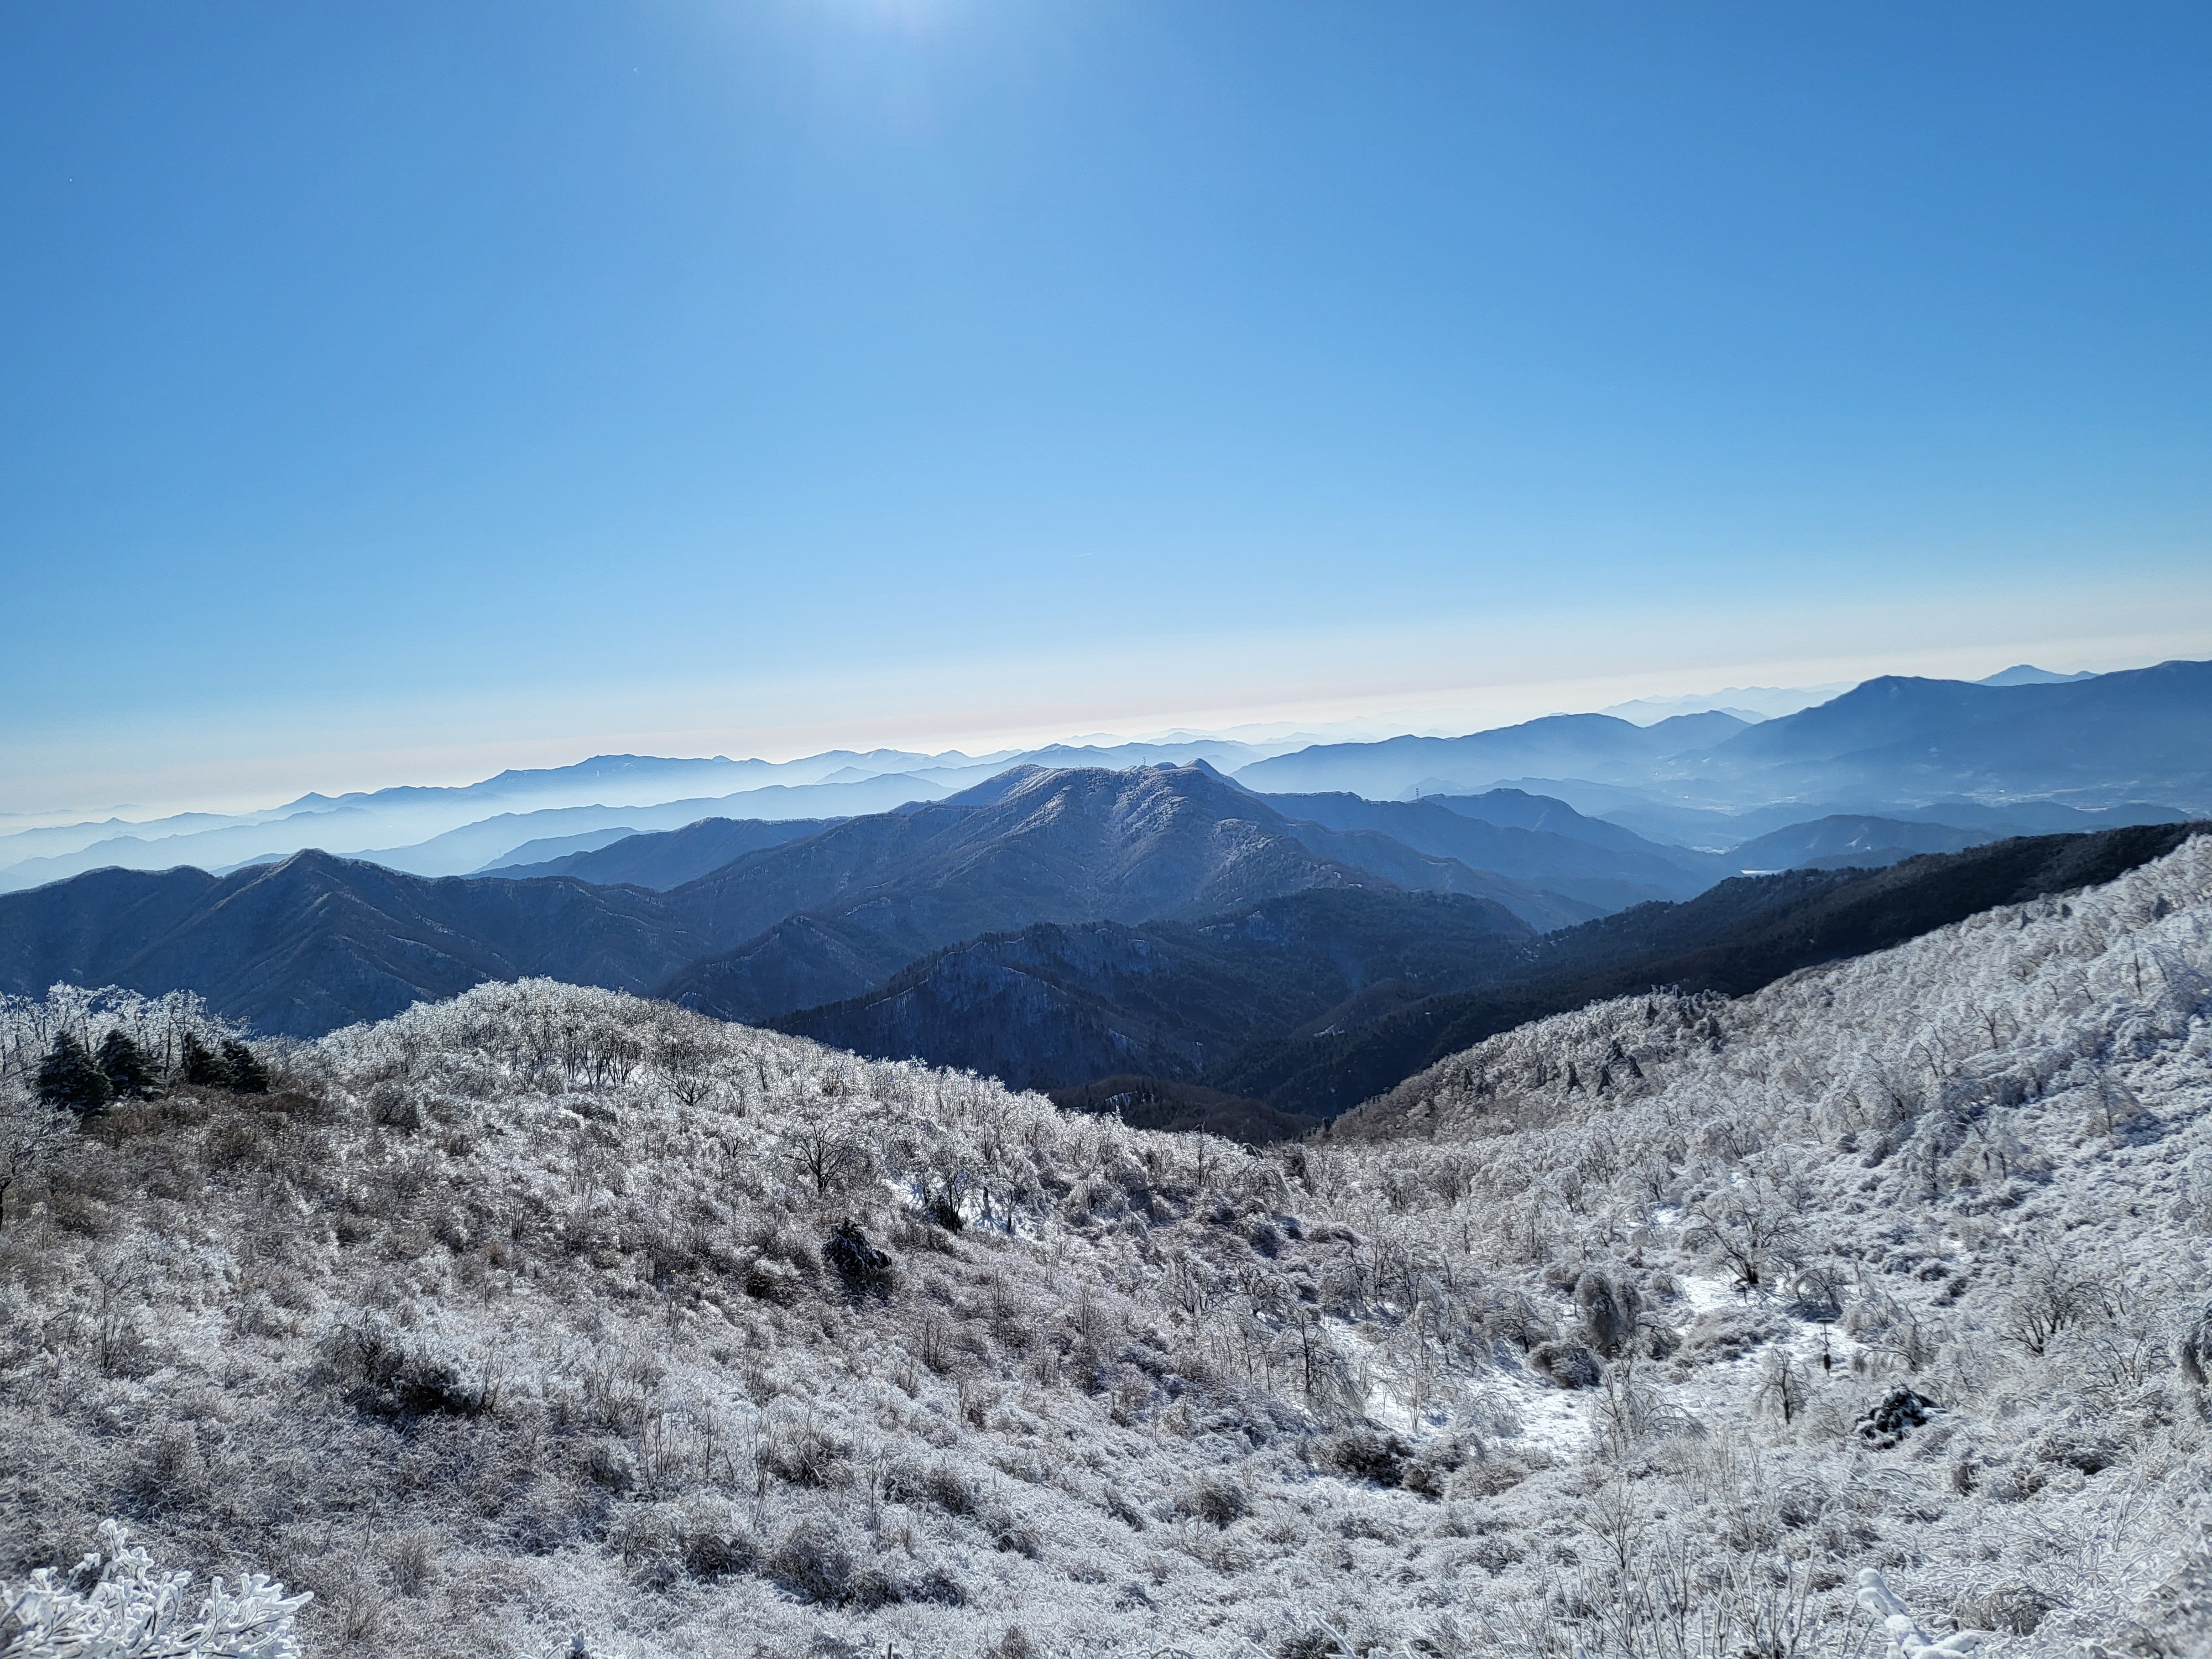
[[3, 835, 2210, 1657]]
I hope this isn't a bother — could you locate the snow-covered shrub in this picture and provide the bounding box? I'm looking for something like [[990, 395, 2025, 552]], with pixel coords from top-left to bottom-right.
[[1, 1520, 309, 1658], [1858, 1568, 1987, 1656], [1572, 1266, 1640, 1356]]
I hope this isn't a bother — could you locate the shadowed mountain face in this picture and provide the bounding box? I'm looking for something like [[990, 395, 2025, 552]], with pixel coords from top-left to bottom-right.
[[769, 888, 1533, 1092], [1046, 1075, 1323, 1142], [1251, 790, 1729, 906], [1213, 822, 2208, 1121], [0, 854, 706, 1036]]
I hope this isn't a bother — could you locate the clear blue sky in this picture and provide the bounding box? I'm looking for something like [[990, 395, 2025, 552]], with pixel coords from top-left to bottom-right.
[[4, 2, 2209, 812]]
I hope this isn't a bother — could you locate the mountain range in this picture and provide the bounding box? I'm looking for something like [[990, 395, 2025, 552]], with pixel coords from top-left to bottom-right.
[[8, 661, 2204, 899], [0, 855, 703, 1039], [779, 820, 2203, 1126], [0, 764, 1551, 1037], [1237, 659, 2212, 810], [0, 738, 1300, 893], [4, 659, 2206, 1134], [655, 764, 1577, 1022], [6, 744, 2201, 1137]]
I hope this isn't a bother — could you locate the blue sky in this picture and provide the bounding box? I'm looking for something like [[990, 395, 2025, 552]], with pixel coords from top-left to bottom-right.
[[4, 1, 2209, 812]]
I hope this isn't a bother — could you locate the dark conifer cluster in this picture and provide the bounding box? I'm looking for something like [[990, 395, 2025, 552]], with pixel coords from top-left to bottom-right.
[[96, 1028, 155, 1097], [178, 1030, 271, 1093], [34, 1026, 269, 1116], [33, 1032, 111, 1117]]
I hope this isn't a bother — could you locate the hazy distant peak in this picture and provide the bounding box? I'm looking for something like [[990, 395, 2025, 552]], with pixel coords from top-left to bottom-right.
[[1601, 683, 1851, 723], [1977, 664, 2098, 686]]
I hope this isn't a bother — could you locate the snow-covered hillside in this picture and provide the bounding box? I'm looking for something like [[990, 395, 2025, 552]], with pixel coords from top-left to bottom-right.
[[3, 836, 2210, 1657]]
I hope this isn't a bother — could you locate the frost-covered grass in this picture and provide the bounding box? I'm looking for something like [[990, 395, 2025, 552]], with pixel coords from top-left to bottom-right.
[[3, 837, 2211, 1657]]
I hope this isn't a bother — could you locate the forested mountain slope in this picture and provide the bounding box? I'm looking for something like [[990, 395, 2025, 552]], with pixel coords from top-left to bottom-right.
[[4, 837, 2208, 1656], [1249, 790, 1729, 905], [771, 888, 1531, 1093], [1215, 820, 2207, 1118], [0, 853, 706, 1036]]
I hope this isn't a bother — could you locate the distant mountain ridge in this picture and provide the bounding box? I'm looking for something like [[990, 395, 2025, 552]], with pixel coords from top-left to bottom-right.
[[1726, 815, 1987, 872], [0, 773, 949, 891], [482, 817, 841, 886], [1707, 661, 2212, 801], [1229, 659, 2212, 811], [1976, 664, 2097, 686], [8, 660, 2201, 895], [1233, 710, 1750, 799]]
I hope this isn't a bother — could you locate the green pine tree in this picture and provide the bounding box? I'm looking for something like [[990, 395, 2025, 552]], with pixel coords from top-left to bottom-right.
[[97, 1029, 156, 1098], [180, 1031, 234, 1089], [221, 1039, 271, 1095], [38, 1032, 114, 1117]]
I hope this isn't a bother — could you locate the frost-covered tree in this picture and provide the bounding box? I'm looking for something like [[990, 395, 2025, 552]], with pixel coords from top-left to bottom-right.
[[0, 1086, 65, 1229], [2, 988, 213, 1088]]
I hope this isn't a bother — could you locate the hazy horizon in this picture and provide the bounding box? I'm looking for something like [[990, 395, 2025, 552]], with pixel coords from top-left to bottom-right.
[[2, 645, 2189, 825]]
